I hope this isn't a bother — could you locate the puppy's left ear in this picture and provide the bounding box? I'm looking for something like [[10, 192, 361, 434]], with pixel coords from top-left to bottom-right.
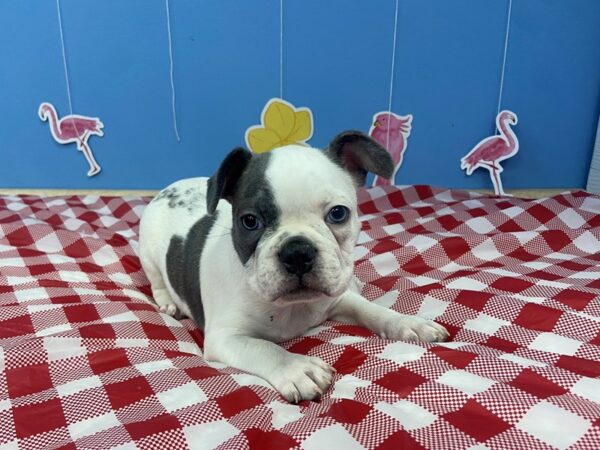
[[206, 147, 252, 214], [325, 130, 394, 186]]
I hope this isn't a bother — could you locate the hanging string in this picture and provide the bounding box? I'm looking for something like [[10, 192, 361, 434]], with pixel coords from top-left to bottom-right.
[[386, 0, 400, 150], [279, 0, 284, 99], [495, 0, 513, 133], [55, 0, 80, 138], [165, 0, 181, 141]]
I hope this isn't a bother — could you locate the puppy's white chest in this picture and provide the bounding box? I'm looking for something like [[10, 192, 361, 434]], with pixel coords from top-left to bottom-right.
[[254, 301, 334, 343]]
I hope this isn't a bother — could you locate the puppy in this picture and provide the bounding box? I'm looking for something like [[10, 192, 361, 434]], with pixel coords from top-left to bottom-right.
[[139, 131, 448, 402]]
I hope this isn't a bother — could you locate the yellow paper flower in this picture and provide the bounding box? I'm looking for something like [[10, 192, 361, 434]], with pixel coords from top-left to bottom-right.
[[245, 98, 314, 153]]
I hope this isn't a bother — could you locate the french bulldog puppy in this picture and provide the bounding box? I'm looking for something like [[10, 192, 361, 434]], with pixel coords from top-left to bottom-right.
[[139, 131, 448, 402]]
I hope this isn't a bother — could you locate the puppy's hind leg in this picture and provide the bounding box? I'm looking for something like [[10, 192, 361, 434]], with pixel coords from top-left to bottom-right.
[[153, 286, 178, 317], [141, 258, 178, 317]]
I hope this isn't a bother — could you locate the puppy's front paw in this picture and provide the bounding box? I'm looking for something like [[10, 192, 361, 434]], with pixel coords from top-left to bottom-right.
[[381, 316, 449, 343], [269, 354, 336, 403]]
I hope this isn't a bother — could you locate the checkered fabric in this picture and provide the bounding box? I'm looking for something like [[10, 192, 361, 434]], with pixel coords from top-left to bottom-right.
[[1, 186, 599, 450]]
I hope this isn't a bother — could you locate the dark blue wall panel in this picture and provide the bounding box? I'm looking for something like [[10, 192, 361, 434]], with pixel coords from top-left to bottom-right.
[[1, 0, 599, 189]]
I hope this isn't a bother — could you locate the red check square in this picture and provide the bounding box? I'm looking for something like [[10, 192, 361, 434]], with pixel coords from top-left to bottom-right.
[[184, 365, 223, 381], [141, 322, 177, 341], [402, 255, 432, 275], [321, 399, 372, 424], [372, 239, 402, 254], [89, 349, 130, 375], [105, 376, 154, 409], [556, 356, 600, 377], [13, 398, 67, 439], [375, 368, 427, 397], [439, 237, 471, 259], [526, 204, 554, 223], [454, 290, 493, 312], [7, 363, 53, 398], [377, 429, 426, 450], [485, 336, 520, 353], [216, 387, 263, 419], [541, 230, 572, 252], [430, 347, 477, 369], [125, 413, 180, 440], [288, 337, 324, 355], [0, 314, 35, 338], [334, 346, 369, 375], [509, 369, 567, 398], [79, 323, 117, 339], [244, 429, 298, 450], [64, 304, 101, 323], [490, 277, 534, 293], [513, 303, 562, 332], [553, 289, 595, 311], [444, 399, 510, 442]]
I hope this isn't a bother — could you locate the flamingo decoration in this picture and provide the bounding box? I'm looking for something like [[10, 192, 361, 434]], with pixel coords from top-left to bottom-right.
[[460, 110, 519, 196], [38, 102, 103, 177], [369, 111, 412, 186]]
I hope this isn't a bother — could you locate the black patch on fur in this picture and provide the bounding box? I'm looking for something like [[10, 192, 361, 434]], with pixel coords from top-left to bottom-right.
[[154, 186, 199, 211], [166, 212, 218, 328], [230, 153, 280, 264], [154, 187, 181, 208], [325, 130, 394, 185]]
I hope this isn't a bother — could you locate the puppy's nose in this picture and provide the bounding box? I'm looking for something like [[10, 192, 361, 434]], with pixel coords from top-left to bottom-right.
[[278, 237, 317, 276]]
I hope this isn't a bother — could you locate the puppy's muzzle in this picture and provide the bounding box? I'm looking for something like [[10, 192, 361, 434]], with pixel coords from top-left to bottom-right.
[[278, 236, 317, 277]]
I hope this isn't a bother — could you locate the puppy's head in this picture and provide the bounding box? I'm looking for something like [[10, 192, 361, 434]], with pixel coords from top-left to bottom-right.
[[207, 130, 393, 305]]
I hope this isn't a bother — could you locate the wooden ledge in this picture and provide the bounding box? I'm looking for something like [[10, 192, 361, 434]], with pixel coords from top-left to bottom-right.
[[0, 188, 580, 199]]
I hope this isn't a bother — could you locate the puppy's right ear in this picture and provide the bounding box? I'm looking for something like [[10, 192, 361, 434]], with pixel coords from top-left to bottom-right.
[[206, 148, 252, 214], [325, 130, 394, 186]]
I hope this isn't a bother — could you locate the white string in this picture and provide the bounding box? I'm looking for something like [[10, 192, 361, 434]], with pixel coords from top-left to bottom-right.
[[386, 0, 400, 149], [165, 0, 181, 141], [55, 0, 79, 135], [279, 0, 284, 99], [496, 0, 513, 133]]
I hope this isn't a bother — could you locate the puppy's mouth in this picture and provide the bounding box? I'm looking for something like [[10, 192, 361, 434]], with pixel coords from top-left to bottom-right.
[[273, 282, 330, 306], [272, 278, 345, 306]]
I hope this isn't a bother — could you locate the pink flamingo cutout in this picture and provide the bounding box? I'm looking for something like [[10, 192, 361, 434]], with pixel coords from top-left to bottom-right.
[[369, 111, 412, 186], [38, 102, 103, 177], [460, 110, 519, 196]]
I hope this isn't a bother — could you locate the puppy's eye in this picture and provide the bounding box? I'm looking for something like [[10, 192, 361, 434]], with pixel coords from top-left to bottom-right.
[[240, 214, 264, 231], [326, 206, 349, 224]]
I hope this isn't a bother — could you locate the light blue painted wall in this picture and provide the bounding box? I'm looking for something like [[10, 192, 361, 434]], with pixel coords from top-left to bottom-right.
[[1, 0, 599, 190]]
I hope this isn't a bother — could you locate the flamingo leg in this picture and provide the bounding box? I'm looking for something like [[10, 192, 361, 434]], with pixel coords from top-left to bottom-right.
[[481, 162, 500, 171], [490, 166, 510, 196], [473, 162, 512, 196], [373, 175, 391, 187], [79, 141, 101, 177], [76, 131, 90, 151]]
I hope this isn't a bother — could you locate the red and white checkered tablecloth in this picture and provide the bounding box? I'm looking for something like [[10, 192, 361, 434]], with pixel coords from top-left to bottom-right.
[[1, 186, 599, 450]]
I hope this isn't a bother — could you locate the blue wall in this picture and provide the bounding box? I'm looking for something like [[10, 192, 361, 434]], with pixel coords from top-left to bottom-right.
[[1, 0, 599, 190]]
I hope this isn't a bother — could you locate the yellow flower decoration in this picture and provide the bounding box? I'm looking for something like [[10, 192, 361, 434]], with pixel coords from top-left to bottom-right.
[[245, 98, 314, 153]]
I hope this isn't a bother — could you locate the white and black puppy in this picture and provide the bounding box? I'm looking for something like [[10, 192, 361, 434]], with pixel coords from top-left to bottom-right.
[[139, 131, 448, 403]]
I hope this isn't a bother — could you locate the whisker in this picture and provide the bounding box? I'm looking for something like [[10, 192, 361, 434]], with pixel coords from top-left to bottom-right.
[[206, 231, 231, 238], [210, 223, 232, 232]]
